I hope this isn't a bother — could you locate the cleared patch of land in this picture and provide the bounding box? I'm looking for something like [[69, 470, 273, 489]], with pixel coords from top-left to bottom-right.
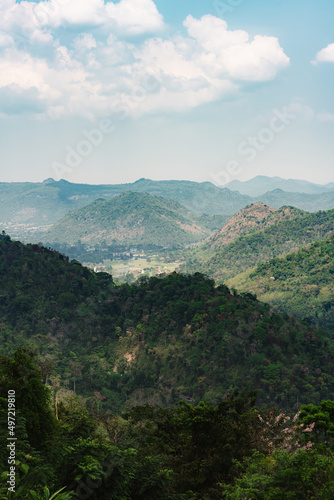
[[84, 254, 183, 282]]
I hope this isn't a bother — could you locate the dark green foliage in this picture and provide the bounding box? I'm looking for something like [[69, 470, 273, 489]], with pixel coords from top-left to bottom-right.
[[0, 237, 333, 413], [221, 448, 334, 499], [125, 390, 260, 498], [1, 347, 334, 500], [299, 400, 334, 445], [231, 234, 334, 330], [0, 237, 113, 334], [0, 348, 57, 450]]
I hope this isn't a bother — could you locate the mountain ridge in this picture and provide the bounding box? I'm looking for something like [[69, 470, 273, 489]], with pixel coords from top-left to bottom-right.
[[226, 175, 334, 196], [1, 177, 334, 241]]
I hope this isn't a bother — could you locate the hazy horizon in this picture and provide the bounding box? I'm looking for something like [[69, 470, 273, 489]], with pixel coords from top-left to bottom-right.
[[1, 174, 334, 188], [1, 0, 334, 186]]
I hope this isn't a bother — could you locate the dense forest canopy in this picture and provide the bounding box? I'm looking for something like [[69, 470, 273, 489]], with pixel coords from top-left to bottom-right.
[[0, 233, 333, 411], [0, 230, 334, 498], [229, 234, 334, 331]]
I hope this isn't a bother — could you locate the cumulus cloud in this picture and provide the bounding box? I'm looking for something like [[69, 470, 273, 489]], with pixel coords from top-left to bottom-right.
[[183, 15, 289, 81], [34, 0, 164, 35], [313, 43, 334, 64], [0, 0, 53, 45], [0, 46, 104, 118], [0, 0, 164, 46], [0, 4, 290, 118], [105, 0, 165, 35]]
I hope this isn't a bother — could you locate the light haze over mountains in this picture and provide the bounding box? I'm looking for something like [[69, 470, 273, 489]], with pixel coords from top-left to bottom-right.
[[225, 176, 334, 196], [1, 176, 334, 241]]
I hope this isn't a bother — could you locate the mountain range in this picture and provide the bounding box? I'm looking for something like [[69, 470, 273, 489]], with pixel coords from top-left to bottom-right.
[[1, 177, 334, 241], [226, 175, 334, 196]]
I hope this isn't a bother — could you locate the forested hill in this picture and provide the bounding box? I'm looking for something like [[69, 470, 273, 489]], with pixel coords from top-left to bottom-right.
[[44, 191, 212, 247], [228, 234, 334, 331], [0, 232, 333, 414], [181, 207, 334, 283], [208, 203, 305, 250]]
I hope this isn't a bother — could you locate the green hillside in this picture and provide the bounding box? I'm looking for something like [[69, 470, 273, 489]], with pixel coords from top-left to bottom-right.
[[45, 191, 213, 247], [228, 234, 334, 331], [180, 207, 334, 282], [0, 232, 333, 414], [1, 232, 334, 499]]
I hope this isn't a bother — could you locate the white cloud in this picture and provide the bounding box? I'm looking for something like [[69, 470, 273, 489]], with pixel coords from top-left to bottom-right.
[[105, 0, 165, 35], [0, 50, 53, 97], [184, 15, 290, 82], [34, 0, 105, 28], [0, 32, 13, 48], [34, 0, 164, 35], [0, 46, 104, 118], [0, 0, 53, 45], [72, 34, 97, 52], [316, 111, 334, 122], [313, 43, 334, 64], [0, 0, 164, 46], [0, 5, 289, 118], [184, 15, 249, 51]]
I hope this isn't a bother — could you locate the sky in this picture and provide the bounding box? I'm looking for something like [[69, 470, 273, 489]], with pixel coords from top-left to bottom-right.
[[0, 0, 334, 186]]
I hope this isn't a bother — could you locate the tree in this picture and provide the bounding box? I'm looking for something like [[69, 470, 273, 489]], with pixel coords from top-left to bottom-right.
[[299, 400, 334, 446], [0, 349, 57, 450], [125, 390, 260, 497]]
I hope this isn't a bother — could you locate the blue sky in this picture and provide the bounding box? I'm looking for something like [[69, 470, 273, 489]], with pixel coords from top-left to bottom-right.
[[0, 0, 334, 186]]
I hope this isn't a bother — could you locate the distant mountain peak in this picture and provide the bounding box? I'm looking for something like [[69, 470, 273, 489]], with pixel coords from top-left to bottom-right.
[[269, 188, 285, 194], [226, 176, 333, 196], [133, 178, 150, 184]]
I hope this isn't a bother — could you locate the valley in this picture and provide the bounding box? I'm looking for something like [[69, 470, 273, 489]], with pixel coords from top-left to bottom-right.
[[86, 252, 183, 283]]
